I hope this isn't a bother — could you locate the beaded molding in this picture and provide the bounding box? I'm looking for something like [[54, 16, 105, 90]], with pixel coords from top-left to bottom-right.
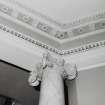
[[0, 24, 60, 55], [0, 24, 105, 56], [0, 3, 105, 40], [61, 41, 105, 55]]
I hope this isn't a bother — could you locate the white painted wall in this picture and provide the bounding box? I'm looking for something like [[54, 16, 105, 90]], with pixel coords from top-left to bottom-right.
[[68, 65, 105, 105]]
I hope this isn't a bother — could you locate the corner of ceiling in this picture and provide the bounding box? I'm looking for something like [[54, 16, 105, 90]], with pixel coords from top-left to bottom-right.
[[1, 0, 105, 42], [0, 0, 105, 56]]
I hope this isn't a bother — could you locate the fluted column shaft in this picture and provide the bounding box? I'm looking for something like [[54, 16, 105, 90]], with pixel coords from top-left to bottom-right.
[[39, 67, 65, 105]]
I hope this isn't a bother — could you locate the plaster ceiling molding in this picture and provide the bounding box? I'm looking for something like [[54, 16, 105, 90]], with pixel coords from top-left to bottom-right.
[[5, 0, 105, 29], [0, 0, 105, 41], [4, 0, 105, 29], [0, 3, 13, 15], [1, 0, 105, 42], [0, 2, 63, 41], [0, 0, 105, 54], [0, 23, 105, 56], [54, 31, 69, 40], [63, 19, 105, 41], [95, 20, 105, 30], [0, 2, 71, 41], [0, 23, 61, 55], [0, 0, 105, 73], [61, 11, 105, 29], [1, 0, 65, 27], [1, 1, 105, 41], [62, 40, 105, 55], [1, 26, 105, 72]]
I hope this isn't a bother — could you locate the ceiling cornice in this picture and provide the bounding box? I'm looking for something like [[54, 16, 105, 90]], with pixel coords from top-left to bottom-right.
[[0, 25, 105, 72], [60, 12, 105, 29], [0, 0, 105, 72], [2, 0, 105, 29], [0, 23, 105, 56], [0, 1, 105, 41], [0, 24, 60, 55]]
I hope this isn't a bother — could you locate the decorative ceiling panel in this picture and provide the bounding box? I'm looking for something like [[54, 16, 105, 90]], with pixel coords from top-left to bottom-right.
[[0, 0, 105, 52], [4, 0, 105, 24]]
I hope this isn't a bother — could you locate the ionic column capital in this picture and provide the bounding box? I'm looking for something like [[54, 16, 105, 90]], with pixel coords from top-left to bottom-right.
[[28, 52, 77, 86]]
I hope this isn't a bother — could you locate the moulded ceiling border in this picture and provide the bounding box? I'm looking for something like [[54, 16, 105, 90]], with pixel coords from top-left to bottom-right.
[[1, 26, 105, 72], [2, 0, 105, 29], [0, 23, 105, 56], [0, 1, 105, 41]]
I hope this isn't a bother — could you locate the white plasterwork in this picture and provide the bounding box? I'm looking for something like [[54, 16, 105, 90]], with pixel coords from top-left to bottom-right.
[[28, 52, 77, 86], [3, 0, 105, 27], [0, 11, 105, 73], [0, 26, 105, 73], [0, 0, 105, 41]]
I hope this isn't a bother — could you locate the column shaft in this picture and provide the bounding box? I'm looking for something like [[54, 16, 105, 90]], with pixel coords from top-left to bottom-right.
[[39, 67, 65, 105]]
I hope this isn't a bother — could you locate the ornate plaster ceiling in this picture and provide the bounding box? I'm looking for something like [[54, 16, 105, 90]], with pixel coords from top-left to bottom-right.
[[0, 0, 105, 72], [3, 0, 105, 24], [0, 0, 105, 51]]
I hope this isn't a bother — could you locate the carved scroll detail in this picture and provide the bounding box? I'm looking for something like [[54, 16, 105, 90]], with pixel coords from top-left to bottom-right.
[[28, 52, 77, 86]]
